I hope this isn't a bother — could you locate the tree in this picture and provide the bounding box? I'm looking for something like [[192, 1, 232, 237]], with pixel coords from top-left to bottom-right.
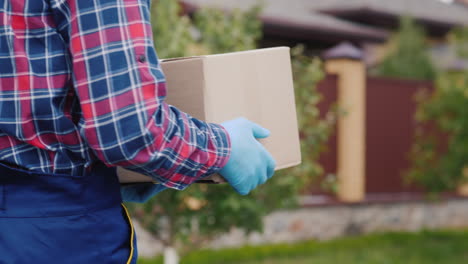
[[151, 0, 193, 59], [193, 6, 262, 54], [451, 27, 468, 59], [126, 1, 333, 263], [375, 16, 436, 80], [407, 27, 468, 194]]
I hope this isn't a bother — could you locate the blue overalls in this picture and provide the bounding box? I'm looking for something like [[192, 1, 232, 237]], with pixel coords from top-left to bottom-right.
[[0, 162, 138, 264]]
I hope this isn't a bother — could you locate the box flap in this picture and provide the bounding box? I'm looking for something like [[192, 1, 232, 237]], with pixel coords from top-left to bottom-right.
[[205, 47, 290, 58], [161, 56, 203, 63]]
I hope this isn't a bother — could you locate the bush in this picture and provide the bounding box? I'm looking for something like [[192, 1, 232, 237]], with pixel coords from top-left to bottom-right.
[[408, 27, 468, 194], [375, 16, 436, 80], [408, 72, 468, 193]]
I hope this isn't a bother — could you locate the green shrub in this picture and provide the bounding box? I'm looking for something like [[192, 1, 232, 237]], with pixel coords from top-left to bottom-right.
[[408, 27, 468, 194], [375, 16, 436, 80], [408, 71, 468, 193]]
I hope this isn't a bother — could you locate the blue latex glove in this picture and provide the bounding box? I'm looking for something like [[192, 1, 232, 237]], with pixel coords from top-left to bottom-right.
[[120, 183, 168, 203], [219, 118, 276, 195]]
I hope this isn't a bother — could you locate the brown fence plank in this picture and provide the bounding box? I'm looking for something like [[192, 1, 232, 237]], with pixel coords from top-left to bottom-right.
[[308, 74, 338, 195], [365, 77, 433, 194]]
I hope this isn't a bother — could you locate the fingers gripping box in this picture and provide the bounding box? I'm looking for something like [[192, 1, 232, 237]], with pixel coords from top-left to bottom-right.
[[118, 47, 301, 184]]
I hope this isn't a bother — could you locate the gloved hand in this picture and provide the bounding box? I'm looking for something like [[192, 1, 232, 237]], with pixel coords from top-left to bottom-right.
[[120, 182, 168, 203], [219, 118, 276, 195]]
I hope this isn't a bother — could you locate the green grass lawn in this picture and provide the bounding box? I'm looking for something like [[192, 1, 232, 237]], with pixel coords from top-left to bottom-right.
[[139, 229, 468, 264]]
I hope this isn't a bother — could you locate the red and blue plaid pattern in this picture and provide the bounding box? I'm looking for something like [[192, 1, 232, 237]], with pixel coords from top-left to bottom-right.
[[0, 0, 230, 190]]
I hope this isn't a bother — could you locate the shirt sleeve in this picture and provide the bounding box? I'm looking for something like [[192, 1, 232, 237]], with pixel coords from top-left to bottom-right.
[[49, 0, 231, 190]]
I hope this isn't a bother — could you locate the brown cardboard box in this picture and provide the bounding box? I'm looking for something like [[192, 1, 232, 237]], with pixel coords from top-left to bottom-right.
[[118, 47, 301, 183]]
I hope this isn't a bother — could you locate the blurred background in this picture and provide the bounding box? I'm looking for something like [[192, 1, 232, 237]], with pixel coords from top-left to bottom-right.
[[128, 0, 468, 263]]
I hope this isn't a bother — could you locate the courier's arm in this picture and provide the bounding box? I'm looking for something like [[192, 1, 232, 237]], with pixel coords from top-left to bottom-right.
[[50, 0, 231, 201]]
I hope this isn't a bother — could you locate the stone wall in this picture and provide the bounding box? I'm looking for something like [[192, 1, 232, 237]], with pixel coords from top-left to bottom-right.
[[135, 198, 468, 257]]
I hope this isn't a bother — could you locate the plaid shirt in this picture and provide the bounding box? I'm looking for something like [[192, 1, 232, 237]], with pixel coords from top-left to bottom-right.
[[0, 0, 230, 190]]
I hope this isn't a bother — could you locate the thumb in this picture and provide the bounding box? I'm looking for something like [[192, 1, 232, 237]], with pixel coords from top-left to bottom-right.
[[250, 122, 270, 139]]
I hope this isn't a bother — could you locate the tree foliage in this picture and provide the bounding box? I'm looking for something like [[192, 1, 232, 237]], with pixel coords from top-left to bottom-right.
[[193, 6, 263, 54], [151, 0, 193, 58], [375, 16, 436, 80], [450, 27, 468, 59], [407, 28, 468, 194], [127, 0, 331, 255]]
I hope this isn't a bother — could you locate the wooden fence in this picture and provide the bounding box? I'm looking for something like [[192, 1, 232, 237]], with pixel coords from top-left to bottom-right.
[[313, 73, 435, 201]]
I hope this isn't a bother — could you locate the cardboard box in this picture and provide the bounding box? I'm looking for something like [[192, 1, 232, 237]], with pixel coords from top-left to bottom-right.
[[118, 47, 301, 183]]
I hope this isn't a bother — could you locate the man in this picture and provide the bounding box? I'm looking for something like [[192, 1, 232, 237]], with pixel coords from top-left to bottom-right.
[[0, 0, 275, 263]]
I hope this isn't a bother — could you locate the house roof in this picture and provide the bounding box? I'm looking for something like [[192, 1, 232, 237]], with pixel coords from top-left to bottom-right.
[[311, 0, 468, 26], [182, 0, 468, 43]]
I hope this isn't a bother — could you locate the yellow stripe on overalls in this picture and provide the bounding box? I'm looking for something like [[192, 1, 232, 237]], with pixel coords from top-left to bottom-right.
[[121, 204, 135, 264]]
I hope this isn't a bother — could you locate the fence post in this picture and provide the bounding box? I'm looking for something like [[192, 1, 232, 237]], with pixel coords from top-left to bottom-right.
[[323, 42, 366, 202]]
